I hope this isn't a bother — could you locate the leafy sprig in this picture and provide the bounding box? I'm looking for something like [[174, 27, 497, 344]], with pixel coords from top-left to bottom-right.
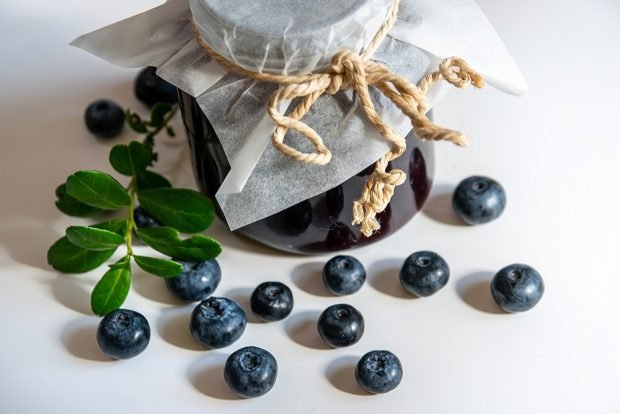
[[126, 102, 177, 163], [48, 103, 221, 316]]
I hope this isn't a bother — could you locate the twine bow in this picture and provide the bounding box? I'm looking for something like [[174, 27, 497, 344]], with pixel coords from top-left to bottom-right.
[[267, 52, 485, 235], [191, 0, 485, 236]]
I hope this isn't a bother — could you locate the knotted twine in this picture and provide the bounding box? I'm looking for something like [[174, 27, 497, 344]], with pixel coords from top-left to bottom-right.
[[191, 0, 485, 236]]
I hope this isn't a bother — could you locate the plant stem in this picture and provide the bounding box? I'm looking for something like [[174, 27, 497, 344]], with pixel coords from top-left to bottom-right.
[[143, 104, 178, 151], [124, 176, 138, 259], [125, 104, 177, 259]]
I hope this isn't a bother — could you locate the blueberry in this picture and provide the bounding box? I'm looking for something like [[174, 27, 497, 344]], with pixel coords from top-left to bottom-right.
[[325, 222, 358, 250], [134, 66, 178, 107], [96, 309, 150, 359], [250, 281, 294, 322], [325, 185, 344, 214], [84, 99, 124, 138], [491, 264, 544, 312], [190, 297, 247, 349], [266, 200, 312, 237], [452, 175, 506, 225], [132, 206, 161, 245], [399, 251, 450, 297], [317, 304, 364, 348], [224, 346, 278, 398], [355, 350, 403, 394], [165, 259, 221, 302], [133, 206, 161, 229], [322, 255, 366, 295]]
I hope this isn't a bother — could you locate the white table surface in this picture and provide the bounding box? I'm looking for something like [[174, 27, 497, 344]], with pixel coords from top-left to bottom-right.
[[1, 1, 619, 413]]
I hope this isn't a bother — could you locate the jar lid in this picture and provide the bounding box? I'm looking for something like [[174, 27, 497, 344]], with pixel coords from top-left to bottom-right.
[[189, 0, 393, 75]]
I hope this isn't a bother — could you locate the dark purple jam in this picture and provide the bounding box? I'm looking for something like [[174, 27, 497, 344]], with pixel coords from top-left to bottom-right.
[[178, 91, 434, 254]]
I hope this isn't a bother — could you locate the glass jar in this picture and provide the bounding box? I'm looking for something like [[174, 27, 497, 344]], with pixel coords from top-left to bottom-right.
[[179, 91, 435, 254]]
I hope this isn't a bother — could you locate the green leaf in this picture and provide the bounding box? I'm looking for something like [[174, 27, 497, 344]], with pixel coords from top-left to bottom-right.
[[149, 102, 173, 128], [136, 227, 221, 261], [109, 142, 152, 176], [47, 237, 116, 273], [91, 261, 131, 315], [136, 170, 171, 191], [108, 261, 129, 270], [93, 218, 127, 236], [109, 145, 132, 176], [66, 170, 131, 210], [134, 255, 183, 278], [66, 226, 125, 251], [125, 110, 148, 133], [55, 184, 104, 217], [138, 188, 215, 233]]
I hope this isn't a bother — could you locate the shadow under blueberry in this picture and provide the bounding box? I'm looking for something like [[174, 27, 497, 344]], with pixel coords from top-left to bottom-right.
[[224, 287, 261, 324], [368, 258, 415, 299], [326, 355, 368, 396], [49, 276, 92, 315], [157, 305, 205, 351], [187, 353, 240, 400], [422, 184, 467, 226], [284, 310, 331, 350], [132, 269, 186, 306], [455, 271, 503, 314], [61, 317, 111, 362], [290, 261, 332, 297]]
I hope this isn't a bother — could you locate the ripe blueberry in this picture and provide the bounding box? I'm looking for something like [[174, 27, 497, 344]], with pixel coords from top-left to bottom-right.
[[400, 251, 450, 297], [96, 309, 150, 359], [266, 200, 312, 237], [250, 281, 294, 322], [84, 99, 124, 138], [325, 185, 344, 214], [317, 304, 364, 348], [452, 175, 506, 225], [355, 350, 403, 394], [224, 346, 278, 398], [165, 259, 221, 302], [134, 66, 178, 107], [322, 255, 366, 295], [190, 297, 246, 349], [325, 222, 358, 250], [491, 264, 544, 312], [133, 206, 161, 229]]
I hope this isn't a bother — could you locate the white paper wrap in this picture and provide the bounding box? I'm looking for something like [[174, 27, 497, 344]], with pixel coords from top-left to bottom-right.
[[71, 0, 527, 230], [190, 0, 394, 75]]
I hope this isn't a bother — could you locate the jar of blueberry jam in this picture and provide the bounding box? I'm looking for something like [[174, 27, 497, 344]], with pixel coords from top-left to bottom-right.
[[178, 91, 434, 254]]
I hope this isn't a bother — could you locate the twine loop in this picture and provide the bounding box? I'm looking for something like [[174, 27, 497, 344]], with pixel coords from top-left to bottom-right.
[[439, 57, 485, 89], [190, 0, 485, 236]]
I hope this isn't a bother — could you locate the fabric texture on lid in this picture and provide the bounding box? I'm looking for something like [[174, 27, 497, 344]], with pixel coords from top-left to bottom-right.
[[189, 0, 393, 75]]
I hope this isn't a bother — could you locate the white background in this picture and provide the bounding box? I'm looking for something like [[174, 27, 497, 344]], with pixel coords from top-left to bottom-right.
[[1, 1, 619, 413]]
